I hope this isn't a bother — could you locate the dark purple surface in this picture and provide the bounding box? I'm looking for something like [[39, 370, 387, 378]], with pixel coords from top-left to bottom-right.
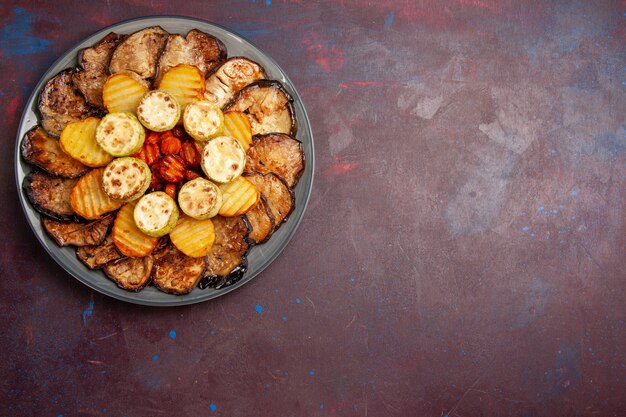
[[1, 1, 624, 416]]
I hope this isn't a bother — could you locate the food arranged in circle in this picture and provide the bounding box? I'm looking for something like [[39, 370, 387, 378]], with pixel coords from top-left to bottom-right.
[[21, 25, 305, 295]]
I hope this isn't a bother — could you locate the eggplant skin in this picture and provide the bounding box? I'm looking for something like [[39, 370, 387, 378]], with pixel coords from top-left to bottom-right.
[[244, 195, 275, 245], [76, 234, 124, 270], [204, 57, 267, 108], [23, 170, 79, 222], [72, 32, 121, 108], [21, 126, 89, 178], [38, 69, 95, 137], [224, 80, 297, 136], [43, 214, 113, 247], [109, 26, 169, 80], [200, 216, 251, 289], [245, 133, 305, 188], [104, 255, 153, 292], [151, 244, 206, 295], [244, 172, 295, 227]]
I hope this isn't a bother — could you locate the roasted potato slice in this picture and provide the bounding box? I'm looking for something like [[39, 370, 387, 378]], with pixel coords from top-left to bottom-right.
[[109, 26, 169, 80], [60, 117, 114, 167], [24, 171, 78, 221], [223, 111, 252, 151], [42, 214, 113, 247], [102, 72, 149, 114], [155, 29, 226, 86], [70, 168, 123, 220], [157, 64, 205, 110], [152, 244, 206, 295], [204, 57, 266, 108], [76, 234, 123, 269], [72, 32, 121, 108], [244, 195, 275, 245], [38, 69, 95, 138], [200, 215, 250, 289], [104, 256, 153, 291], [218, 176, 260, 217], [244, 172, 294, 227], [170, 215, 215, 258], [245, 133, 305, 188], [112, 201, 159, 258], [224, 80, 297, 136], [21, 126, 89, 178]]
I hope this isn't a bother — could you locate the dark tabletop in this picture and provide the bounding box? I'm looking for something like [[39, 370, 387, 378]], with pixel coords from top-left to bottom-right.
[[1, 1, 624, 416]]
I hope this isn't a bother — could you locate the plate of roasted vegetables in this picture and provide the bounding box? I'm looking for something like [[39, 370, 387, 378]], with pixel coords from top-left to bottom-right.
[[15, 16, 314, 306]]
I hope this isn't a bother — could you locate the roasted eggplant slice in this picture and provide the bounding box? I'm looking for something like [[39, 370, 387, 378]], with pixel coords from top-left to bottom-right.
[[200, 215, 250, 289], [244, 195, 275, 245], [245, 133, 305, 188], [24, 171, 79, 221], [43, 214, 113, 247], [152, 244, 206, 295], [104, 255, 153, 291], [72, 32, 121, 108], [38, 69, 94, 137], [76, 234, 124, 269], [204, 57, 266, 108], [155, 29, 227, 86], [109, 26, 169, 80], [21, 126, 89, 178], [224, 80, 297, 136], [244, 172, 294, 227]]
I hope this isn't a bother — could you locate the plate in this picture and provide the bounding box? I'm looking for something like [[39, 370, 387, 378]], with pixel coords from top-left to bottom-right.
[[14, 16, 314, 306]]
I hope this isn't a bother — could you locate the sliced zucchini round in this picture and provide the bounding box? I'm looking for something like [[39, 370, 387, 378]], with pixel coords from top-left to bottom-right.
[[183, 100, 224, 141], [200, 136, 246, 183], [177, 178, 222, 220], [133, 191, 179, 237], [137, 90, 181, 132], [102, 157, 151, 202], [96, 112, 146, 156]]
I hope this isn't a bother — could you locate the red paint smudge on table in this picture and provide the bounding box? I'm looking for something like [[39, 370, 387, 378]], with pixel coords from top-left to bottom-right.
[[339, 81, 384, 88], [7, 96, 21, 116], [301, 33, 345, 72], [329, 156, 358, 175]]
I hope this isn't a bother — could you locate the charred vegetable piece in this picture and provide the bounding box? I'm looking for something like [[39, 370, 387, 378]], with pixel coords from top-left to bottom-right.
[[38, 69, 94, 138], [72, 32, 121, 108], [21, 126, 89, 178], [104, 255, 154, 291], [245, 133, 305, 188], [204, 57, 266, 108], [24, 171, 78, 221], [42, 214, 113, 247], [109, 26, 169, 80], [70, 168, 123, 220], [244, 195, 275, 244], [152, 243, 206, 295], [155, 29, 226, 86], [224, 80, 297, 136], [200, 215, 250, 289], [102, 157, 151, 202], [76, 234, 124, 269], [244, 172, 294, 228]]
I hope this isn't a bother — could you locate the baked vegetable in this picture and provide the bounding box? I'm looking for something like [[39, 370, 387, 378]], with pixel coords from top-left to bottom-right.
[[204, 57, 266, 108], [245, 133, 305, 187], [133, 191, 179, 237], [102, 71, 150, 114], [112, 201, 159, 257], [70, 168, 123, 220], [24, 171, 78, 222], [104, 256, 154, 291], [170, 215, 215, 257], [244, 172, 294, 227], [22, 126, 89, 178], [102, 157, 151, 201], [177, 177, 222, 219], [76, 234, 124, 269], [157, 64, 205, 110], [200, 136, 245, 183], [152, 244, 206, 295], [109, 26, 169, 80], [218, 176, 260, 217], [38, 69, 94, 138], [136, 90, 180, 132], [182, 100, 223, 141], [60, 117, 114, 168], [43, 214, 113, 247], [95, 112, 146, 157], [244, 195, 275, 244], [223, 111, 253, 151], [224, 80, 297, 136]]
